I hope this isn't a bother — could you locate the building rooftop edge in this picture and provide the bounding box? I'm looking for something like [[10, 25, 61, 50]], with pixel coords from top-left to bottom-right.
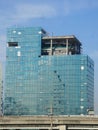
[[42, 35, 81, 45]]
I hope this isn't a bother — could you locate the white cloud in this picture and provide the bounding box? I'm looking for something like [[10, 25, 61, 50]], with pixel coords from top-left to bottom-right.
[[0, 3, 57, 29], [13, 3, 57, 22], [0, 0, 97, 27]]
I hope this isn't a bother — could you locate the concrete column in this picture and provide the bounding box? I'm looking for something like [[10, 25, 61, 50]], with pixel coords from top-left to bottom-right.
[[58, 125, 66, 130], [66, 39, 68, 55], [50, 39, 53, 55]]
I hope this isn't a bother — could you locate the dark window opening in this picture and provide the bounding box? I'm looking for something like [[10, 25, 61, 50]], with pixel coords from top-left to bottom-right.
[[8, 42, 18, 47]]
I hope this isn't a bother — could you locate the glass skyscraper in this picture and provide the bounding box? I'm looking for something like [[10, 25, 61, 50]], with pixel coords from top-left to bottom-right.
[[4, 27, 94, 115]]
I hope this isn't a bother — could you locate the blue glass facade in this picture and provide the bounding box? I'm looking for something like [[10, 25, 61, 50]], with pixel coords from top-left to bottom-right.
[[4, 27, 94, 115]]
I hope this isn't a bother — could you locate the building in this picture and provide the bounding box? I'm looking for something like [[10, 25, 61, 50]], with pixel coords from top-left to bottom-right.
[[4, 27, 94, 115]]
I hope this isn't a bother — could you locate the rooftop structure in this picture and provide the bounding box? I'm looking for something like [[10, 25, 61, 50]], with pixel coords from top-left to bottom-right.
[[42, 35, 81, 55]]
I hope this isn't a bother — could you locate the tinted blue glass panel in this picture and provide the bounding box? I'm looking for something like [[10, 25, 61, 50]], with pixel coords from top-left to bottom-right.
[[4, 27, 94, 115]]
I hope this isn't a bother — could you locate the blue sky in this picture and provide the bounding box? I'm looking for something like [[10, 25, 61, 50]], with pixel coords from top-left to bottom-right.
[[0, 0, 98, 114]]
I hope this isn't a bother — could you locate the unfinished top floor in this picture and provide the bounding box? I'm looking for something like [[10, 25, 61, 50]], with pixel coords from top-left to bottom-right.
[[42, 35, 82, 56]]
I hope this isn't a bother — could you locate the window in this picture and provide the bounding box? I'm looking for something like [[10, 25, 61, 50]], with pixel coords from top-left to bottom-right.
[[8, 42, 18, 47]]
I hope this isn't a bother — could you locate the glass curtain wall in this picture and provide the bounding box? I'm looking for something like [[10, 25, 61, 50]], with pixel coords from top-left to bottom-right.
[[4, 27, 94, 115]]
